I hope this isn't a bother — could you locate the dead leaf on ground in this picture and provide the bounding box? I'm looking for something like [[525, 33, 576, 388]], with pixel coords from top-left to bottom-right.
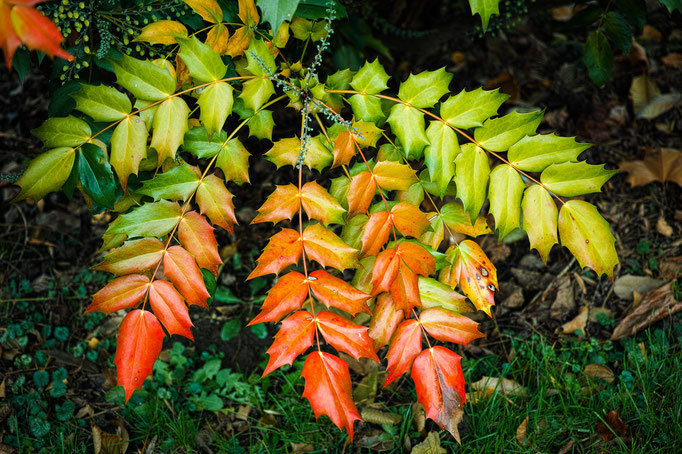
[[353, 370, 379, 403], [92, 421, 129, 454], [552, 6, 574, 21], [614, 274, 664, 300], [630, 75, 682, 119], [558, 305, 589, 335], [589, 307, 614, 323], [411, 431, 445, 454], [596, 411, 628, 441], [516, 416, 529, 446], [662, 52, 682, 69], [484, 73, 519, 104], [357, 431, 395, 451], [361, 408, 402, 426], [612, 282, 682, 340], [656, 217, 673, 237], [639, 25, 662, 41], [411, 402, 426, 433], [468, 376, 528, 403], [583, 363, 615, 384], [660, 256, 682, 280], [629, 40, 648, 69], [550, 275, 576, 320], [290, 442, 314, 453], [618, 148, 682, 188]]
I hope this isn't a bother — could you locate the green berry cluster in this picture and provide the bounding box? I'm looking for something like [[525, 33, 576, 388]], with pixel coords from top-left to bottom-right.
[[472, 0, 536, 38]]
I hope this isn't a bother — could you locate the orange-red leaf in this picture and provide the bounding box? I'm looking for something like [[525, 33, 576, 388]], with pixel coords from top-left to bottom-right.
[[195, 174, 237, 232], [385, 319, 422, 386], [361, 210, 391, 257], [368, 293, 404, 351], [391, 203, 429, 238], [253, 182, 346, 226], [149, 279, 194, 340], [248, 271, 308, 325], [301, 351, 361, 440], [370, 248, 400, 295], [86, 274, 150, 314], [347, 172, 376, 215], [309, 270, 371, 316], [390, 262, 420, 315], [316, 311, 379, 361], [178, 211, 222, 275], [252, 184, 299, 224], [419, 308, 484, 345], [263, 310, 315, 376], [163, 245, 210, 308], [411, 347, 466, 443], [91, 238, 164, 276], [302, 223, 358, 271], [247, 228, 302, 279], [332, 130, 356, 168], [439, 240, 498, 317], [9, 5, 73, 64], [115, 309, 165, 401], [398, 241, 436, 277], [0, 3, 21, 69]]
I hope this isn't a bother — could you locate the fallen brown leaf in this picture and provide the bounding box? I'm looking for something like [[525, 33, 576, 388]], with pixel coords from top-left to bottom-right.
[[411, 402, 426, 433], [558, 305, 589, 335], [614, 274, 664, 300], [411, 431, 445, 454], [661, 52, 682, 69], [611, 282, 682, 340], [629, 75, 681, 120], [639, 25, 662, 41], [484, 73, 519, 104], [583, 363, 615, 384], [516, 416, 529, 447], [656, 216, 673, 237], [619, 148, 682, 188], [361, 408, 402, 426], [660, 256, 682, 280], [596, 411, 628, 441], [92, 421, 129, 454], [468, 376, 528, 403]]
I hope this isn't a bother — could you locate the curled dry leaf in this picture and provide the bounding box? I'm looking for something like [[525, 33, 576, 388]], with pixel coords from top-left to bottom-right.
[[613, 274, 664, 300], [92, 420, 129, 454], [516, 416, 529, 447], [596, 411, 628, 441], [410, 431, 445, 454], [558, 305, 589, 335], [360, 408, 402, 426], [629, 75, 681, 120], [467, 376, 528, 404], [583, 363, 615, 384], [611, 282, 682, 340]]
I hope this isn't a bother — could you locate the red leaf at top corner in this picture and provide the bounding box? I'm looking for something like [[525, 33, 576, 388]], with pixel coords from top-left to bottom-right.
[[301, 351, 361, 441], [115, 309, 165, 401]]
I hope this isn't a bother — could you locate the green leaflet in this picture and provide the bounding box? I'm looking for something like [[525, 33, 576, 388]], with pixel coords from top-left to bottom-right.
[[387, 103, 429, 159], [198, 82, 234, 137], [111, 54, 176, 101], [341, 214, 368, 251], [397, 67, 452, 109], [474, 110, 543, 152], [440, 201, 492, 237], [424, 121, 460, 198], [151, 97, 190, 165], [137, 164, 200, 202], [32, 116, 91, 148], [468, 0, 500, 30], [177, 36, 227, 83], [584, 30, 613, 86], [266, 135, 332, 171], [418, 276, 471, 313], [440, 88, 508, 129], [349, 94, 385, 124], [78, 143, 117, 209], [558, 200, 618, 279], [290, 17, 327, 41], [70, 84, 131, 122], [508, 133, 590, 172], [454, 143, 490, 220], [245, 38, 276, 76], [184, 127, 228, 158], [350, 59, 389, 94], [603, 11, 633, 55], [488, 164, 524, 240], [216, 138, 251, 185], [521, 185, 558, 263], [111, 115, 148, 191], [659, 0, 682, 14], [134, 99, 157, 130], [256, 0, 301, 34], [106, 200, 182, 238], [239, 78, 275, 112], [13, 147, 76, 202], [541, 161, 617, 197], [246, 109, 275, 140]]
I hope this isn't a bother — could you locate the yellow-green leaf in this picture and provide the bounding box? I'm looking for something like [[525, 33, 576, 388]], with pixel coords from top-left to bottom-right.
[[137, 163, 200, 202], [440, 88, 508, 129], [135, 20, 188, 45], [508, 133, 591, 172], [418, 277, 470, 313], [541, 161, 618, 197], [198, 82, 233, 137], [32, 116, 91, 148], [424, 121, 460, 198], [13, 147, 76, 202], [440, 202, 492, 237], [177, 36, 227, 83], [454, 143, 490, 220], [474, 110, 543, 152], [70, 84, 131, 122], [350, 59, 389, 94], [488, 164, 524, 239], [111, 55, 176, 101], [387, 103, 429, 159], [521, 185, 558, 263], [111, 115, 148, 191], [397, 67, 452, 109], [183, 0, 223, 23], [239, 78, 275, 112], [106, 200, 182, 238], [151, 97, 190, 165], [216, 137, 250, 185]]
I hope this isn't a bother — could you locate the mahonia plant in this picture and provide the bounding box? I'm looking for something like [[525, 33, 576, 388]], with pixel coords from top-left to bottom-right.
[[11, 0, 619, 443]]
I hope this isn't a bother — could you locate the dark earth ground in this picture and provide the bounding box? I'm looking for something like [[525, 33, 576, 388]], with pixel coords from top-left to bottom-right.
[[0, 1, 681, 452]]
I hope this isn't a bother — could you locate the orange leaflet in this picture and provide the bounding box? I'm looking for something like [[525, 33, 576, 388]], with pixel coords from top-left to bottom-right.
[[86, 274, 150, 314], [368, 293, 404, 351], [91, 238, 164, 276], [347, 172, 376, 215], [252, 184, 299, 224], [370, 248, 401, 295], [1, 1, 73, 69], [361, 210, 392, 257], [149, 280, 194, 340], [248, 271, 308, 325], [247, 228, 302, 279], [299, 181, 346, 226], [390, 262, 420, 315], [332, 130, 356, 168], [263, 310, 315, 376], [411, 347, 466, 443], [178, 211, 222, 275], [385, 319, 422, 386], [163, 245, 211, 308], [419, 308, 484, 345], [391, 202, 429, 238], [301, 223, 358, 271], [115, 309, 165, 401], [308, 270, 371, 316], [316, 311, 379, 362], [195, 174, 237, 233], [301, 351, 361, 441], [439, 240, 498, 317]]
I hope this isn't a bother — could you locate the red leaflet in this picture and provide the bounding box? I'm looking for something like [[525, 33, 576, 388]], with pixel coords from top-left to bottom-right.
[[251, 184, 299, 224], [332, 130, 356, 168], [316, 311, 379, 361], [0, 3, 20, 69], [385, 319, 422, 386], [411, 347, 466, 443], [115, 310, 165, 401], [440, 240, 498, 317], [86, 274, 150, 314], [308, 270, 371, 316], [347, 172, 376, 215], [263, 310, 316, 375], [302, 223, 358, 271], [419, 308, 484, 345], [92, 238, 164, 276], [398, 241, 436, 277], [178, 211, 222, 275], [248, 271, 308, 325], [195, 174, 237, 232], [301, 351, 361, 440], [368, 293, 404, 351], [390, 263, 420, 315], [370, 248, 400, 295], [163, 245, 211, 308], [149, 280, 194, 340], [391, 203, 429, 238], [247, 228, 302, 279], [361, 210, 391, 257]]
